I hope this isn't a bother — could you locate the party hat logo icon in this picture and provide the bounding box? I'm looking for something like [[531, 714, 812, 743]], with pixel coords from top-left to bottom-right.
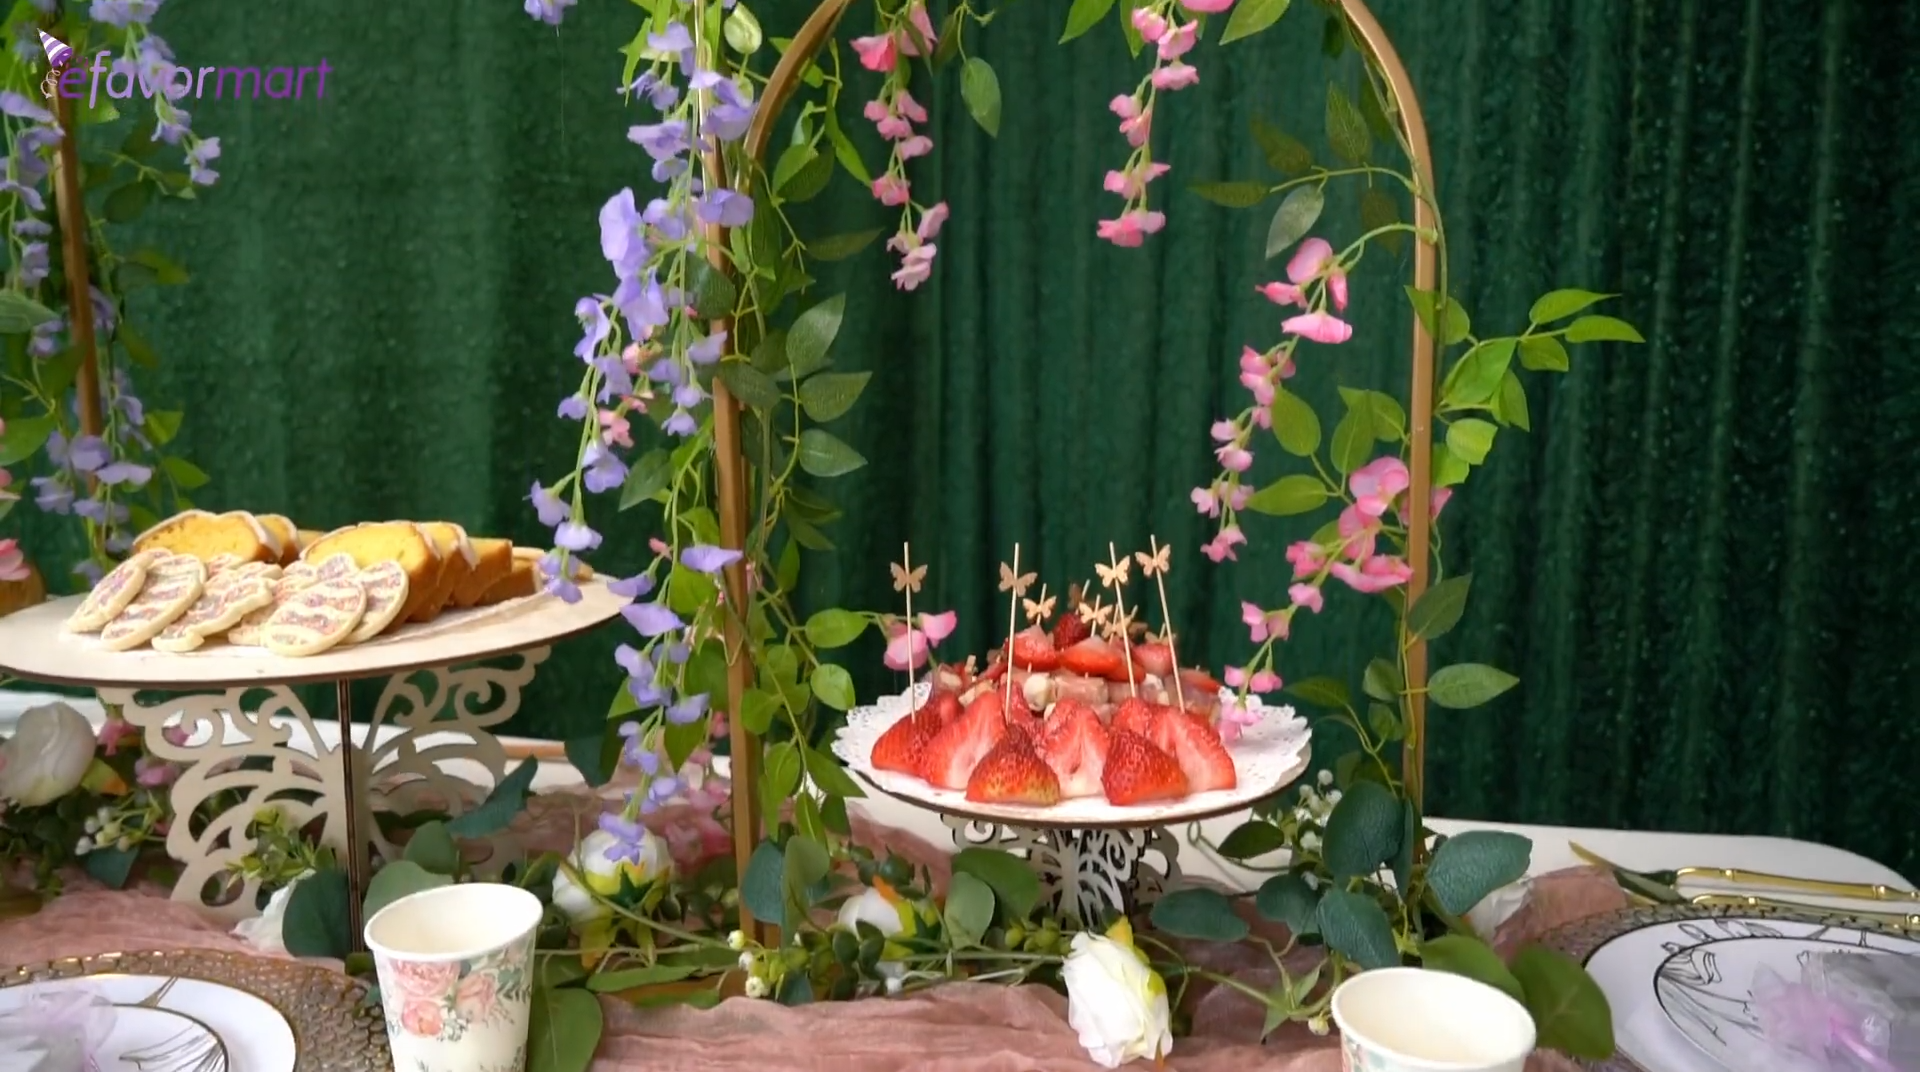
[[38, 31, 71, 69]]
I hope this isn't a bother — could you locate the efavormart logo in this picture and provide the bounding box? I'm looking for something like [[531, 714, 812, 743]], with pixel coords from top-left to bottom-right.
[[36, 29, 331, 106]]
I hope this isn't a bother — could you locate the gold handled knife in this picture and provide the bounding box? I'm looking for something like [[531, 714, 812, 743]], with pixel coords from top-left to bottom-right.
[[1570, 841, 1920, 903]]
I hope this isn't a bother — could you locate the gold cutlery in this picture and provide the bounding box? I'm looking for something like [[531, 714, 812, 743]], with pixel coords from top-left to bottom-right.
[[1571, 842, 1920, 929], [133, 976, 180, 1008]]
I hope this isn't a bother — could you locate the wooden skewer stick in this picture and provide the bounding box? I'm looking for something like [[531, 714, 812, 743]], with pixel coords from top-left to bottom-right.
[[998, 545, 1031, 711], [1136, 534, 1184, 712], [889, 545, 929, 710], [1101, 543, 1138, 698]]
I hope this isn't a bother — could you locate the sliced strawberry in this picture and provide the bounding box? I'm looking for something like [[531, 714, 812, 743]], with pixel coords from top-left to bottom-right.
[[923, 689, 964, 727], [965, 735, 1062, 806], [1038, 701, 1111, 799], [1131, 641, 1177, 679], [1008, 626, 1060, 672], [1051, 673, 1110, 709], [1102, 730, 1190, 806], [1179, 667, 1223, 695], [1111, 696, 1157, 737], [1052, 609, 1091, 649], [1148, 704, 1237, 793], [918, 690, 1008, 789], [1059, 638, 1127, 681], [871, 705, 942, 775]]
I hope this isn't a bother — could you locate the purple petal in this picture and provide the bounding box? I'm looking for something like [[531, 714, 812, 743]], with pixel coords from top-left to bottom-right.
[[608, 573, 655, 599], [680, 545, 741, 574], [623, 601, 684, 637]]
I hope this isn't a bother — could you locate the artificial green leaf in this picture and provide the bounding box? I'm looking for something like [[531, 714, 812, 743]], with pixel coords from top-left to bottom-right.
[[1060, 0, 1117, 42], [798, 370, 870, 423], [1329, 408, 1373, 474], [1150, 887, 1250, 942], [445, 759, 539, 838], [1518, 335, 1570, 372], [723, 4, 763, 53], [960, 57, 1002, 136], [1445, 338, 1516, 409], [687, 261, 738, 320], [1361, 390, 1407, 440], [787, 294, 845, 375], [802, 745, 865, 798], [364, 860, 454, 921], [1220, 0, 1290, 45], [1321, 779, 1403, 879], [1510, 944, 1616, 1059], [1217, 820, 1287, 860], [808, 229, 884, 262], [619, 449, 675, 510], [1405, 574, 1471, 642], [1270, 387, 1321, 457], [564, 730, 617, 788], [740, 841, 785, 924], [1432, 443, 1470, 487], [1254, 872, 1320, 934], [771, 143, 819, 196], [1358, 187, 1403, 254], [527, 984, 604, 1072], [951, 848, 1041, 921], [1244, 474, 1329, 517], [739, 687, 781, 735], [1362, 657, 1403, 702], [587, 963, 700, 992], [782, 151, 834, 203], [1426, 663, 1520, 709], [1498, 372, 1532, 432], [1426, 830, 1532, 916], [1367, 703, 1401, 742], [1189, 181, 1270, 209], [762, 742, 802, 804], [796, 429, 867, 478], [82, 846, 137, 888], [1250, 118, 1313, 175], [824, 109, 872, 186], [782, 834, 831, 905], [0, 292, 57, 335], [1405, 287, 1471, 346], [402, 821, 461, 875], [1315, 889, 1399, 969], [160, 456, 210, 491], [1325, 83, 1370, 164], [933, 5, 967, 66], [1320, 13, 1346, 57], [1528, 289, 1611, 325], [942, 871, 996, 948], [1446, 419, 1498, 466], [0, 415, 55, 466], [1285, 676, 1351, 709], [809, 663, 855, 710], [281, 867, 352, 959], [1264, 184, 1324, 260], [1564, 315, 1644, 344], [104, 181, 151, 224], [1392, 799, 1419, 894], [1420, 934, 1525, 1003], [804, 608, 867, 648]]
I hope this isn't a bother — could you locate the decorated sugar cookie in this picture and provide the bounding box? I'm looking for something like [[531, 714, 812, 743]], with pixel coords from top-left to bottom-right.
[[151, 571, 276, 653], [345, 562, 411, 645], [310, 553, 359, 585], [204, 553, 246, 575], [100, 555, 207, 652], [64, 550, 166, 633], [228, 571, 315, 647], [262, 579, 367, 657]]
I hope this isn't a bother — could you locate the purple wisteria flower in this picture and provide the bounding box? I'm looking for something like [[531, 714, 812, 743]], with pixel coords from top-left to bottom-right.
[[529, 481, 568, 526], [523, 0, 577, 25], [557, 395, 588, 420], [554, 520, 601, 552], [623, 602, 683, 637], [89, 0, 160, 27], [680, 545, 741, 574], [608, 573, 654, 599]]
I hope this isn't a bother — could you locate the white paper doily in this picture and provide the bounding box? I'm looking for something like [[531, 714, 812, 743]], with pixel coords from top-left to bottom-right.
[[832, 681, 1312, 827]]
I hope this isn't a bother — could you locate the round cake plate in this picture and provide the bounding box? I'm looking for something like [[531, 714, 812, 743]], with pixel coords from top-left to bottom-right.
[[0, 972, 295, 1071], [831, 681, 1313, 828], [0, 577, 625, 688]]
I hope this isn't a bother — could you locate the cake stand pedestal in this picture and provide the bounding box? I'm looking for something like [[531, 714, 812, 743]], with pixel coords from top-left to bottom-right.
[[833, 683, 1313, 928], [0, 580, 624, 948]]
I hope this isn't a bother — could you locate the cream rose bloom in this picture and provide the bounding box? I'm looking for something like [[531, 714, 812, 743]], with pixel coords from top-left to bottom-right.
[[1062, 918, 1172, 1068], [232, 870, 315, 955], [0, 703, 96, 807], [552, 828, 673, 924], [836, 880, 920, 979]]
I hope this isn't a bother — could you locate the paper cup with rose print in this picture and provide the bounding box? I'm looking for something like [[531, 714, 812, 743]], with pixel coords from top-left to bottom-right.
[[365, 882, 543, 1072], [1331, 968, 1535, 1072]]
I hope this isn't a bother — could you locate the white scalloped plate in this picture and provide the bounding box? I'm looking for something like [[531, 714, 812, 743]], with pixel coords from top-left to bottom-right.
[[832, 681, 1312, 826]]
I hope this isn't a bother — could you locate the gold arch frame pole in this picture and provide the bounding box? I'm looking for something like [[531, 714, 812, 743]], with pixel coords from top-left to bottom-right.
[[50, 92, 104, 456]]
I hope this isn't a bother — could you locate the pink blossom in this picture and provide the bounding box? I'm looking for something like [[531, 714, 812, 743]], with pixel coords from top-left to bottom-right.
[[1350, 456, 1411, 518], [918, 201, 950, 240], [1226, 483, 1253, 511], [871, 175, 911, 206], [1109, 94, 1141, 120], [897, 135, 933, 160], [1157, 21, 1198, 60], [1217, 697, 1261, 743], [1203, 525, 1246, 563], [136, 756, 179, 787], [621, 342, 645, 376], [1393, 485, 1454, 522], [598, 408, 633, 449], [1191, 485, 1221, 518], [851, 34, 896, 72], [161, 724, 190, 748], [1179, 0, 1237, 11], [1289, 582, 1324, 613], [97, 717, 137, 756], [1224, 665, 1247, 688], [1120, 106, 1152, 147], [1259, 281, 1306, 307], [891, 244, 937, 290], [919, 609, 957, 643], [1215, 444, 1252, 472], [1151, 63, 1199, 92], [896, 91, 929, 124], [1330, 555, 1415, 594], [1241, 601, 1288, 643], [1096, 209, 1167, 248], [1210, 419, 1240, 442], [0, 539, 26, 583], [1284, 540, 1326, 580], [897, 4, 938, 56], [1287, 237, 1335, 283], [1282, 311, 1354, 344], [1240, 368, 1275, 407], [1337, 504, 1378, 561], [1131, 8, 1168, 42], [1329, 269, 1350, 310], [1249, 669, 1282, 693], [865, 99, 914, 140], [1251, 405, 1272, 429], [884, 621, 929, 671], [0, 467, 14, 503], [1102, 160, 1171, 199]]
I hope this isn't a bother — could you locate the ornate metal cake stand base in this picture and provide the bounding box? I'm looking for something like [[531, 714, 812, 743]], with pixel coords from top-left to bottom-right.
[[100, 647, 550, 934], [942, 815, 1182, 928]]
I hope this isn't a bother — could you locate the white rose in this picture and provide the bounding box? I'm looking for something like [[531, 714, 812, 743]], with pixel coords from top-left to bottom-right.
[[1062, 919, 1172, 1069], [0, 703, 96, 807], [551, 828, 673, 925], [232, 870, 314, 955], [836, 883, 918, 979]]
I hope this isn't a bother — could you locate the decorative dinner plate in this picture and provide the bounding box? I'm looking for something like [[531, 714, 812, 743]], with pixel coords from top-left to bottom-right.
[[1542, 903, 1920, 1072], [832, 681, 1313, 827], [0, 949, 392, 1072]]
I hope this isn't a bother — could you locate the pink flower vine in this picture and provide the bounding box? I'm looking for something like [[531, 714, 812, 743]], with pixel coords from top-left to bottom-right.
[[855, 4, 951, 290]]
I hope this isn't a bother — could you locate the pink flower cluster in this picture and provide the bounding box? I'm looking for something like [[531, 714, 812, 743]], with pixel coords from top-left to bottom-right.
[[1277, 455, 1451, 615], [883, 609, 957, 671], [850, 3, 938, 74], [0, 418, 23, 584], [853, 5, 951, 290], [1263, 237, 1353, 344]]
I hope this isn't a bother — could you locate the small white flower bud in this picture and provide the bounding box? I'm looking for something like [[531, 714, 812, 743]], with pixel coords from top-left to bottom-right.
[[744, 976, 768, 999], [1299, 832, 1321, 853], [727, 929, 747, 951], [1308, 1014, 1330, 1036], [115, 836, 133, 852], [737, 952, 755, 971], [1326, 789, 1343, 806], [885, 976, 903, 996], [73, 837, 93, 854], [1317, 769, 1333, 787], [83, 817, 100, 834]]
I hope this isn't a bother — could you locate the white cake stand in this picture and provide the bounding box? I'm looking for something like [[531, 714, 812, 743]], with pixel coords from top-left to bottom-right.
[[832, 682, 1312, 926], [0, 580, 624, 943]]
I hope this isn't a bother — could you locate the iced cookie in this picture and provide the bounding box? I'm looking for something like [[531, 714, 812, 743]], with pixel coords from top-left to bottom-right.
[[345, 562, 411, 645], [228, 570, 315, 647], [205, 553, 246, 575], [100, 555, 206, 651], [262, 579, 367, 657], [310, 552, 359, 585], [64, 550, 166, 633], [151, 571, 276, 653]]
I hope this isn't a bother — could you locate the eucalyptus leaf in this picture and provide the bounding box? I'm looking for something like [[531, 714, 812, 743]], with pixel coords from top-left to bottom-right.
[[1315, 889, 1398, 969], [1216, 820, 1287, 861], [951, 848, 1041, 921], [402, 821, 461, 875], [1321, 780, 1403, 879], [1426, 830, 1532, 916], [1420, 934, 1525, 1003], [740, 841, 786, 924], [1510, 944, 1616, 1058], [527, 984, 604, 1072], [942, 871, 995, 948], [1254, 872, 1320, 934], [1150, 887, 1250, 942], [363, 860, 454, 921], [445, 758, 539, 838]]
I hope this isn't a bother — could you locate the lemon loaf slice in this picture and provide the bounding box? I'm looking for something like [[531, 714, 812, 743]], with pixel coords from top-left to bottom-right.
[[475, 552, 538, 605], [133, 510, 277, 564], [450, 537, 515, 608], [256, 514, 302, 566], [296, 529, 325, 555], [300, 521, 442, 625], [408, 522, 478, 623]]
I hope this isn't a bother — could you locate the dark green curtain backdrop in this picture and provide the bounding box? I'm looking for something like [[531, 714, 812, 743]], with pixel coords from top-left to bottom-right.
[[13, 0, 1917, 874]]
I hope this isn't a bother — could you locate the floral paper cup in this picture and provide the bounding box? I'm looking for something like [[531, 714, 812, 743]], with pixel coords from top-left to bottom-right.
[[1331, 968, 1535, 1072], [364, 882, 543, 1072]]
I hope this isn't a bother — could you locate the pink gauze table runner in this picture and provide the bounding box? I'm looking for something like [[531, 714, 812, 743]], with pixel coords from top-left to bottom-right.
[[0, 788, 1626, 1071]]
